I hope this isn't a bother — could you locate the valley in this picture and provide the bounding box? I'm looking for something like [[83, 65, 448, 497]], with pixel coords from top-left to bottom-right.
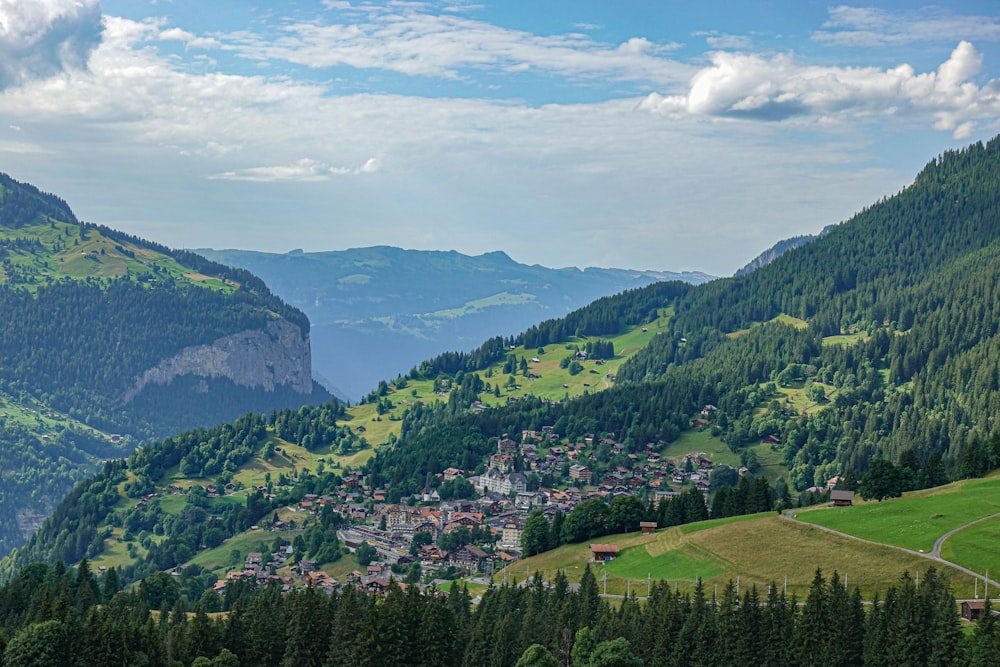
[[6, 137, 1000, 666]]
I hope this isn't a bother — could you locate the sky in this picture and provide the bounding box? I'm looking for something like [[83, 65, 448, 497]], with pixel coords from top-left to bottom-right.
[[2, 2, 1000, 275]]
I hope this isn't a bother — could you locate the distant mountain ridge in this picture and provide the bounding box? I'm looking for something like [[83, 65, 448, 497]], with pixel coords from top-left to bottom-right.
[[735, 224, 835, 276], [196, 245, 714, 399]]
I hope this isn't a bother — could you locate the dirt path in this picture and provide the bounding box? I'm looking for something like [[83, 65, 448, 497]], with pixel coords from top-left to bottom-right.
[[783, 509, 1000, 588], [929, 512, 1000, 558]]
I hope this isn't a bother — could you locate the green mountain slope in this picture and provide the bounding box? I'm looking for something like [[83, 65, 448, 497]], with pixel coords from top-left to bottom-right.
[[365, 136, 1000, 496], [14, 135, 1000, 590], [0, 172, 330, 557]]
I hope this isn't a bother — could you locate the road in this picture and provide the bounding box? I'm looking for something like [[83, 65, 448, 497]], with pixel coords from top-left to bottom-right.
[[783, 508, 1000, 589]]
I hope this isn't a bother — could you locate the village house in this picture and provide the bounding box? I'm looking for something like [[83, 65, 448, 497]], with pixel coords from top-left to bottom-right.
[[449, 544, 489, 572], [569, 464, 593, 484], [831, 490, 856, 507], [590, 544, 620, 562]]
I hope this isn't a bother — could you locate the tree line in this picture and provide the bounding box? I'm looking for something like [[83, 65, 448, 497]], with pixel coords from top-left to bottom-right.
[[0, 558, 989, 667]]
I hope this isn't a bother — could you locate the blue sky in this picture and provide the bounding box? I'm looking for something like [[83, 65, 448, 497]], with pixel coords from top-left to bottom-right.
[[2, 1, 1000, 275]]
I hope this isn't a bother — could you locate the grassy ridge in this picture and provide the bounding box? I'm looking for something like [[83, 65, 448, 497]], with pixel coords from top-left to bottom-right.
[[500, 513, 977, 599], [0, 217, 237, 291], [796, 475, 1000, 553], [501, 474, 1000, 601], [336, 309, 675, 455]]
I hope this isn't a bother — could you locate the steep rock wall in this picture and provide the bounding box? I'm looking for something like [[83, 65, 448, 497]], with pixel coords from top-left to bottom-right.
[[123, 319, 313, 403]]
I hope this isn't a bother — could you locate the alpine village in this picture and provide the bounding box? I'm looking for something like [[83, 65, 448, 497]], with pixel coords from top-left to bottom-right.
[[9, 135, 1000, 666]]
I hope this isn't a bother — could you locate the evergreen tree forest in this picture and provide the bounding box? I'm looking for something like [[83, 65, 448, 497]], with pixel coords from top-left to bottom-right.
[[0, 560, 989, 667], [365, 136, 1000, 496]]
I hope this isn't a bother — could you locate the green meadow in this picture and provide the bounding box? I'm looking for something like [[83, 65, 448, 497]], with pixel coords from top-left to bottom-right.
[[498, 513, 971, 599], [796, 475, 1000, 556]]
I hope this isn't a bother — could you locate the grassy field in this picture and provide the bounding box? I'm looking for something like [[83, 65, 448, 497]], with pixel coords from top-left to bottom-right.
[[187, 529, 291, 576], [822, 333, 867, 346], [499, 513, 977, 599], [941, 517, 1000, 581], [0, 218, 236, 291], [0, 391, 113, 439], [796, 475, 1000, 557]]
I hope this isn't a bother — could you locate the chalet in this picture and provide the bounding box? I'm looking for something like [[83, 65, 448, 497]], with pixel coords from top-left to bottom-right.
[[569, 464, 593, 484], [700, 405, 718, 416], [450, 545, 489, 572], [962, 600, 988, 621], [826, 475, 845, 490], [830, 490, 856, 507], [419, 544, 449, 565], [590, 544, 620, 562], [640, 521, 657, 535], [443, 467, 464, 481], [761, 434, 782, 446], [498, 438, 518, 453], [691, 418, 708, 428], [626, 476, 646, 489], [305, 571, 338, 593]]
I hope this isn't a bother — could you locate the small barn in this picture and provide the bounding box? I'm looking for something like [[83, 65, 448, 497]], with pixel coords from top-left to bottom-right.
[[640, 521, 657, 535], [831, 490, 856, 507], [590, 544, 620, 562], [962, 600, 987, 621]]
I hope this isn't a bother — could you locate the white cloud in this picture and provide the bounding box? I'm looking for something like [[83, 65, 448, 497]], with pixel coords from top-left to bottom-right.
[[639, 42, 1000, 138], [357, 157, 381, 174], [814, 5, 1000, 47], [208, 156, 381, 182], [218, 6, 690, 86], [705, 34, 752, 50], [0, 0, 103, 88], [209, 158, 354, 182], [159, 27, 219, 50]]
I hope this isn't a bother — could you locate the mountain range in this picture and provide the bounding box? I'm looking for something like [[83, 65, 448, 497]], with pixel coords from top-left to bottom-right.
[[195, 246, 714, 400]]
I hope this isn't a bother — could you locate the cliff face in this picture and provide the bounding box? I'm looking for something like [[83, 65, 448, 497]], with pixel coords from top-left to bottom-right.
[[123, 319, 313, 403]]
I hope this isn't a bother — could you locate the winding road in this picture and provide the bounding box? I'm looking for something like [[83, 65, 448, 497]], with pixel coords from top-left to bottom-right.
[[783, 508, 1000, 589]]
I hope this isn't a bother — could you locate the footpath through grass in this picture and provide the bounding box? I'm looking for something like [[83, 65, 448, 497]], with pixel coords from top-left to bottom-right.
[[795, 475, 1000, 556], [499, 513, 972, 599]]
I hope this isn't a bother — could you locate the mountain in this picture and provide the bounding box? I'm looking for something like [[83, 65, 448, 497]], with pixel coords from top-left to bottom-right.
[[734, 224, 834, 276], [0, 172, 329, 555], [13, 135, 1000, 597], [194, 246, 714, 399], [365, 135, 1000, 495]]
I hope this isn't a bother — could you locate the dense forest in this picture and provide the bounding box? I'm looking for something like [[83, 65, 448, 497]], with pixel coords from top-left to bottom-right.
[[0, 559, 989, 667], [363, 137, 1000, 497]]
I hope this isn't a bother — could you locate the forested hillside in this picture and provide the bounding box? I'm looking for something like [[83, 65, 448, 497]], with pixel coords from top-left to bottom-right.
[[13, 136, 1000, 616], [0, 172, 328, 557], [365, 136, 1000, 495]]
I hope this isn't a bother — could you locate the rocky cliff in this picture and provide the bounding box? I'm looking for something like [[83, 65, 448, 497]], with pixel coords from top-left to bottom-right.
[[123, 319, 313, 404]]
